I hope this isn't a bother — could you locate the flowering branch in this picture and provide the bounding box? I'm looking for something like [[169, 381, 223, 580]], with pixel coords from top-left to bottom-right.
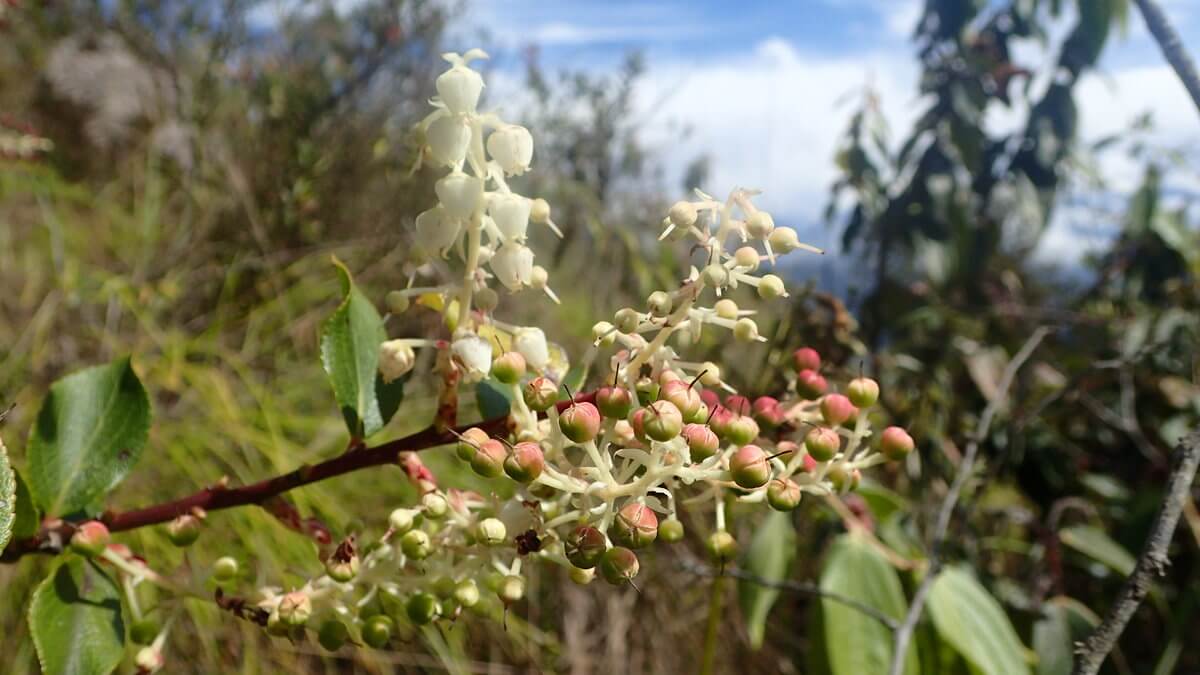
[[0, 393, 594, 563]]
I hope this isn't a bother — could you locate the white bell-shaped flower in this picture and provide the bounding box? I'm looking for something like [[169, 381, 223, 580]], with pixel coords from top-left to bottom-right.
[[426, 114, 471, 167], [435, 172, 484, 221], [436, 50, 487, 115], [490, 242, 534, 290], [379, 340, 416, 383], [451, 331, 492, 381], [486, 124, 533, 176], [513, 327, 549, 371], [489, 193, 531, 241], [415, 205, 461, 256]]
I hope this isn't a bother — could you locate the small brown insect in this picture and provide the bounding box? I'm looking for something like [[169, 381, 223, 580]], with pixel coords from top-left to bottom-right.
[[515, 529, 542, 555]]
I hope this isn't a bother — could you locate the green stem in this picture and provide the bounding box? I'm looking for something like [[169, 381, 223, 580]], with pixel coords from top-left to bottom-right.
[[699, 573, 726, 675]]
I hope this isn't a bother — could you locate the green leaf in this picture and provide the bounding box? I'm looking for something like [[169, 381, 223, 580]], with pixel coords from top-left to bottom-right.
[[0, 434, 13, 553], [738, 510, 796, 649], [1059, 525, 1135, 576], [1032, 604, 1072, 675], [475, 380, 513, 421], [819, 533, 918, 675], [27, 357, 151, 517], [928, 567, 1031, 675], [320, 259, 406, 438], [12, 468, 39, 540], [30, 556, 126, 675]]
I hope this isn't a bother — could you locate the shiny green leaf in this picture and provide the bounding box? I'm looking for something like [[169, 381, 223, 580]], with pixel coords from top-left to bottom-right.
[[29, 556, 126, 675], [27, 358, 151, 517], [738, 510, 796, 649], [1059, 525, 1135, 576], [0, 434, 13, 553], [820, 533, 918, 675], [928, 567, 1031, 675], [320, 259, 406, 438]]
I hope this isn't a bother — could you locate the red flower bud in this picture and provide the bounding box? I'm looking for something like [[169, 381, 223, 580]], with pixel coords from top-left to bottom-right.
[[820, 394, 858, 427], [793, 347, 821, 373], [752, 396, 785, 428], [796, 369, 828, 400], [559, 402, 602, 443], [729, 444, 771, 489], [70, 521, 110, 557], [805, 426, 841, 462], [565, 525, 607, 569], [611, 502, 659, 549], [599, 546, 640, 585], [699, 389, 721, 410], [724, 395, 752, 417], [879, 426, 914, 460]]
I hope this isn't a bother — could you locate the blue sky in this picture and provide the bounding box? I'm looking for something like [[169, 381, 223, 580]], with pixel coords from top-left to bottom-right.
[[454, 0, 1200, 271]]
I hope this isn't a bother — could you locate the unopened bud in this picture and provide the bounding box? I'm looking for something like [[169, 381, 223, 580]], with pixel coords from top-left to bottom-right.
[[385, 290, 411, 314], [768, 226, 802, 253], [213, 556, 240, 582], [714, 298, 739, 319], [879, 426, 915, 460], [658, 519, 685, 543], [847, 377, 880, 408], [757, 274, 786, 299], [746, 211, 775, 238], [456, 427, 489, 461], [734, 247, 760, 269], [642, 400, 683, 442], [476, 518, 507, 546], [455, 579, 481, 607], [278, 591, 312, 626], [614, 307, 640, 334], [669, 201, 698, 228], [726, 415, 760, 446], [611, 503, 659, 549], [491, 351, 527, 384], [706, 531, 737, 563], [497, 575, 526, 604], [597, 386, 634, 419], [406, 591, 440, 624], [793, 347, 821, 372], [767, 478, 802, 511], [730, 445, 771, 489], [559, 402, 601, 443], [166, 513, 203, 547], [523, 376, 558, 411], [69, 521, 110, 557], [389, 508, 417, 534], [565, 525, 607, 570], [422, 493, 450, 519], [820, 394, 858, 427], [805, 427, 841, 462], [380, 339, 416, 383], [470, 439, 508, 478], [362, 614, 394, 648], [318, 619, 349, 651], [683, 423, 721, 462], [796, 369, 828, 399], [504, 441, 545, 482], [599, 547, 640, 585], [401, 529, 432, 559]]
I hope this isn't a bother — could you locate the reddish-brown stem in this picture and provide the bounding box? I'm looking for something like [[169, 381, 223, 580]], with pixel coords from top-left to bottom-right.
[[1, 391, 595, 563]]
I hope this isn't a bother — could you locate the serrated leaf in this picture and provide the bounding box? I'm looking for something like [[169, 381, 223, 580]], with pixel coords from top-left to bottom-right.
[[738, 510, 796, 649], [475, 380, 513, 421], [819, 533, 918, 675], [1059, 525, 1135, 576], [0, 434, 13, 553], [928, 567, 1031, 675], [30, 556, 126, 675], [27, 357, 150, 517], [320, 259, 406, 438]]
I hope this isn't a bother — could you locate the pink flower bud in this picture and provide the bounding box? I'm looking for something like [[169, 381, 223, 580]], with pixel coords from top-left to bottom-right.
[[523, 376, 558, 411], [559, 402, 601, 443], [805, 426, 841, 462], [70, 521, 110, 557], [611, 503, 659, 549], [504, 441, 545, 482], [724, 395, 752, 417], [660, 380, 703, 420], [642, 400, 683, 442], [793, 347, 821, 373], [597, 385, 634, 419], [729, 445, 771, 489], [699, 389, 721, 410], [847, 377, 880, 408], [879, 426, 915, 460], [456, 427, 489, 461], [796, 369, 828, 400], [752, 396, 785, 428], [820, 394, 858, 427], [683, 423, 721, 462], [470, 439, 507, 478]]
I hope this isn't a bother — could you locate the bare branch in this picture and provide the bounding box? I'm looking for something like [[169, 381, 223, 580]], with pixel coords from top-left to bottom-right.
[[1134, 0, 1200, 116], [680, 559, 900, 631], [887, 328, 1050, 675], [1070, 429, 1200, 675]]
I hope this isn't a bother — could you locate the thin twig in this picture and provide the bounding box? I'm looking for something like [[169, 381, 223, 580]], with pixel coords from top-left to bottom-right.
[[887, 328, 1049, 675], [0, 392, 596, 562], [681, 560, 900, 631], [1133, 0, 1200, 115], [1070, 429, 1200, 675]]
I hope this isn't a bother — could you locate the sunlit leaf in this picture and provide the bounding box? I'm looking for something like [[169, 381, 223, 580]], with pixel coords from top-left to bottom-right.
[[738, 510, 796, 649], [29, 556, 126, 675], [928, 567, 1031, 675]]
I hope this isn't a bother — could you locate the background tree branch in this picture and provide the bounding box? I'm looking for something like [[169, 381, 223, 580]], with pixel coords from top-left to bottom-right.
[[1134, 0, 1200, 115]]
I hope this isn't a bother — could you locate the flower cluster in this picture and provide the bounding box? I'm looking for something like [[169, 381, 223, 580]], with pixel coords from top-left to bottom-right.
[[378, 49, 566, 386]]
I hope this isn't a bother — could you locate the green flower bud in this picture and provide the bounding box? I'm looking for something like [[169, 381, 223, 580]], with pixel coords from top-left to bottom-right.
[[565, 525, 607, 569], [596, 386, 634, 419], [658, 519, 685, 543], [599, 547, 640, 585], [213, 556, 240, 582], [476, 518, 507, 546], [504, 441, 545, 482], [847, 377, 880, 408], [730, 445, 771, 489], [422, 493, 450, 519], [389, 508, 417, 534], [318, 619, 349, 651], [401, 529, 432, 560], [497, 575, 526, 604], [130, 618, 159, 646], [278, 591, 312, 626], [647, 290, 673, 317], [757, 274, 786, 299], [454, 579, 481, 608], [805, 427, 841, 462], [406, 592, 440, 625], [470, 439, 508, 478], [362, 615, 394, 648], [706, 530, 737, 563], [385, 290, 410, 314], [523, 376, 558, 411], [559, 402, 602, 443], [614, 307, 641, 334], [766, 478, 802, 511], [166, 513, 203, 547], [879, 426, 914, 460], [491, 351, 527, 384], [642, 400, 683, 442]]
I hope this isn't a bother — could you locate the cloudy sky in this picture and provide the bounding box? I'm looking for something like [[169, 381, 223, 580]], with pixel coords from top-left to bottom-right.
[[458, 0, 1200, 268]]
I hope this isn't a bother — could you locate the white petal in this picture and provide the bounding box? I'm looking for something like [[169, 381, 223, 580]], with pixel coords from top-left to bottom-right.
[[451, 333, 492, 380], [435, 172, 483, 220], [436, 66, 483, 115], [513, 326, 549, 370], [415, 205, 461, 255], [486, 125, 533, 176], [488, 193, 531, 241], [490, 242, 533, 291], [426, 114, 471, 167]]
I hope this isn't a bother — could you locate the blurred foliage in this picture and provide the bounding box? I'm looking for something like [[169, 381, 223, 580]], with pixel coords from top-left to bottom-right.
[[0, 0, 1197, 673]]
